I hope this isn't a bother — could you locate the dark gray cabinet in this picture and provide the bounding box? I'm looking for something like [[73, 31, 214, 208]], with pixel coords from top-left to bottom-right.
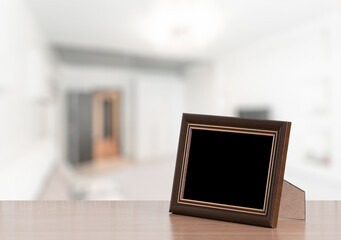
[[66, 92, 93, 165]]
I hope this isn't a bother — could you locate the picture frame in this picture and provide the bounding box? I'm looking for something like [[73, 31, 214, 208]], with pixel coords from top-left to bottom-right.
[[169, 113, 291, 228]]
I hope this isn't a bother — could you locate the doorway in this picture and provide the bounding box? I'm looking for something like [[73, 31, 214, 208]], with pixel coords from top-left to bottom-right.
[[66, 91, 121, 166]]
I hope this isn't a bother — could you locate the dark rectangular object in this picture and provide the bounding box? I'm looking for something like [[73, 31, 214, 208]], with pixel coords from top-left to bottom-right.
[[66, 92, 93, 165], [78, 93, 93, 164], [169, 113, 291, 228]]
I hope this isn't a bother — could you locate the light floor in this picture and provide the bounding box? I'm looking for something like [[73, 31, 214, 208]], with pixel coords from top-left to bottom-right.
[[39, 158, 175, 200]]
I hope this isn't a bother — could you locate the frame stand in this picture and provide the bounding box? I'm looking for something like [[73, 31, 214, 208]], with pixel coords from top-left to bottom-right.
[[278, 180, 305, 220]]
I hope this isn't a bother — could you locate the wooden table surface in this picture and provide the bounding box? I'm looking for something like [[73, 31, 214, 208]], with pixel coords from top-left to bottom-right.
[[0, 201, 340, 240]]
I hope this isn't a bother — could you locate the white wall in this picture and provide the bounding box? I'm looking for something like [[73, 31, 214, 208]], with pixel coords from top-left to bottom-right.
[[58, 64, 185, 163], [188, 14, 341, 200], [135, 72, 184, 162], [184, 64, 218, 114], [0, 0, 56, 199]]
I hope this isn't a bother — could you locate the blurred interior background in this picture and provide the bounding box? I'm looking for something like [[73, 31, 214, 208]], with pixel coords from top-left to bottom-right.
[[1, 0, 341, 200]]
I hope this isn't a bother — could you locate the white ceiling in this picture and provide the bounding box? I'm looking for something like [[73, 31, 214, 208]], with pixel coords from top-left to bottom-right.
[[26, 0, 341, 60]]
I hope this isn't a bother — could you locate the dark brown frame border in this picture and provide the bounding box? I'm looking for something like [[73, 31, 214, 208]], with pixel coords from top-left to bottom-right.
[[178, 124, 277, 215], [169, 113, 291, 228]]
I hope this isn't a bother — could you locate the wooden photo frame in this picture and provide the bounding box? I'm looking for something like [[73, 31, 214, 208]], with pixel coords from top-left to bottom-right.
[[169, 113, 291, 228]]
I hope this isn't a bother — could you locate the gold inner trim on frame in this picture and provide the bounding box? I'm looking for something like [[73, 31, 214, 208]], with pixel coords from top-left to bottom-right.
[[177, 123, 278, 216]]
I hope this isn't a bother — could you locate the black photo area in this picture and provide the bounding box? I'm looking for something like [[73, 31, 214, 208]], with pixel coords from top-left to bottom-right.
[[183, 129, 274, 209]]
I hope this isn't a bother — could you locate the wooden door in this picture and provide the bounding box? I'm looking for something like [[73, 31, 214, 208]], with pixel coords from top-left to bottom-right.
[[92, 92, 120, 160]]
